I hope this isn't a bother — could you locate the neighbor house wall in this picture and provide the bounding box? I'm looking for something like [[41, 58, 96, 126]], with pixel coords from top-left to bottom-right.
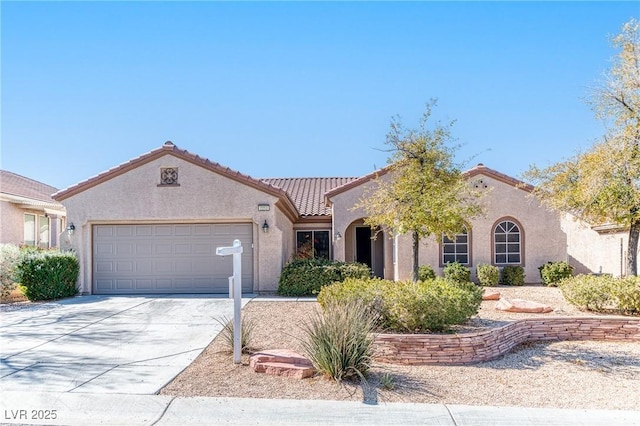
[[562, 214, 634, 277], [0, 201, 24, 245], [60, 154, 289, 293]]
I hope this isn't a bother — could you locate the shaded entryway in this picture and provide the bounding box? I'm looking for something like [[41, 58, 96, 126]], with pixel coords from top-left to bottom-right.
[[345, 220, 385, 278]]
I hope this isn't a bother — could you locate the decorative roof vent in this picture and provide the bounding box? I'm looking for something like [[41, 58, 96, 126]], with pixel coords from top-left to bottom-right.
[[160, 167, 179, 186], [473, 178, 489, 189]]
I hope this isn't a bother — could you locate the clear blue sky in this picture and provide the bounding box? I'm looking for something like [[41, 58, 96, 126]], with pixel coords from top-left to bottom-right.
[[2, 1, 638, 191]]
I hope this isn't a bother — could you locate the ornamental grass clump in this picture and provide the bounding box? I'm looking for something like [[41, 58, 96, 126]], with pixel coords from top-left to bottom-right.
[[300, 298, 378, 382], [214, 314, 258, 354]]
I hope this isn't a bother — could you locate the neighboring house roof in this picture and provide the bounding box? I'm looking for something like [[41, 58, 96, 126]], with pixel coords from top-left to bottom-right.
[[0, 170, 65, 213], [263, 177, 359, 217], [52, 142, 300, 222]]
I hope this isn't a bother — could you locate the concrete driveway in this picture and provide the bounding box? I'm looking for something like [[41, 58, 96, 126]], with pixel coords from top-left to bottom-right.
[[0, 295, 247, 394]]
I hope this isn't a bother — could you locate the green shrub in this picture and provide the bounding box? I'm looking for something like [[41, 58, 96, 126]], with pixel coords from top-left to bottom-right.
[[214, 314, 257, 354], [443, 261, 471, 283], [277, 258, 370, 297], [561, 274, 640, 315], [500, 265, 525, 286], [418, 264, 436, 281], [560, 274, 618, 312], [300, 298, 377, 382], [539, 261, 574, 286], [318, 277, 483, 332], [476, 264, 499, 286], [16, 251, 79, 301], [0, 244, 21, 299], [615, 276, 640, 314]]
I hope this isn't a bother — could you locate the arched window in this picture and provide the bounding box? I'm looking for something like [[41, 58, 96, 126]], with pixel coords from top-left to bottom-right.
[[493, 219, 522, 265], [441, 228, 470, 265]]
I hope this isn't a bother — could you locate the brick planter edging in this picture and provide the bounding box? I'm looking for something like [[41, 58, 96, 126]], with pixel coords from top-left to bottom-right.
[[373, 317, 640, 366]]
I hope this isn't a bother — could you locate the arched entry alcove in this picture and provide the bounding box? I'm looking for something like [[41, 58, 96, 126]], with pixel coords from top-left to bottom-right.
[[344, 219, 385, 278]]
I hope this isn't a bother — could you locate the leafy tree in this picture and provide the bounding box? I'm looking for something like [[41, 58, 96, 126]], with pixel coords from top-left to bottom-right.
[[524, 19, 640, 275], [355, 100, 484, 281]]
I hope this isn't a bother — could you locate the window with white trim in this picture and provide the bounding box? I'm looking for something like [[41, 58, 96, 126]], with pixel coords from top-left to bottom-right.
[[442, 229, 469, 265], [494, 220, 521, 264]]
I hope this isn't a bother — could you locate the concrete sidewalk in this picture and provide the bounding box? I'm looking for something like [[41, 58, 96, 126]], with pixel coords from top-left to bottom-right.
[[1, 391, 639, 425]]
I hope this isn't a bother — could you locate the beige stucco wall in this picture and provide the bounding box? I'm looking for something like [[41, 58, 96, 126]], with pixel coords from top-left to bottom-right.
[[59, 154, 291, 293], [416, 173, 566, 283], [329, 172, 567, 283], [562, 214, 634, 277]]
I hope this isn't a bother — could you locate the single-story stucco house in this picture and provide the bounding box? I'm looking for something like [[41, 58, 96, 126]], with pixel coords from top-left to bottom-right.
[[0, 170, 67, 249], [51, 141, 635, 295]]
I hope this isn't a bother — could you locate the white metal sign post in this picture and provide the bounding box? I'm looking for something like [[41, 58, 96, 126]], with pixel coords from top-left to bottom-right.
[[215, 239, 243, 364]]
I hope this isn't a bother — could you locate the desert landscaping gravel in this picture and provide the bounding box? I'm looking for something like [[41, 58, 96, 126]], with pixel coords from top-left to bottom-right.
[[161, 285, 640, 411]]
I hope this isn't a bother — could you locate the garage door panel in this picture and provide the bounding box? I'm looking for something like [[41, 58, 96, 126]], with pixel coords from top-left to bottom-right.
[[93, 223, 253, 294], [135, 226, 153, 236], [155, 226, 173, 236]]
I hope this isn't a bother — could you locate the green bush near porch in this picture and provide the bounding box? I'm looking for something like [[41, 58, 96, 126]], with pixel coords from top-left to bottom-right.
[[16, 250, 79, 301], [277, 258, 371, 297]]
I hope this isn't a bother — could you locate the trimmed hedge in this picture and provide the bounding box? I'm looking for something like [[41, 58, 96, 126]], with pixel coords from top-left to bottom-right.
[[418, 264, 436, 281], [16, 251, 79, 301], [539, 261, 574, 286], [476, 264, 499, 286], [317, 277, 483, 332], [560, 274, 640, 314], [443, 261, 471, 284], [501, 265, 525, 286], [277, 258, 371, 297]]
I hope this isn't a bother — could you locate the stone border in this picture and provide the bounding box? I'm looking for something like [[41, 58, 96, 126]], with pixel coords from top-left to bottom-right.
[[374, 317, 640, 365]]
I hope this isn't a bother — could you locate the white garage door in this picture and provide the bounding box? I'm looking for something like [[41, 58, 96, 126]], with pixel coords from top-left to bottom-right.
[[93, 223, 253, 294]]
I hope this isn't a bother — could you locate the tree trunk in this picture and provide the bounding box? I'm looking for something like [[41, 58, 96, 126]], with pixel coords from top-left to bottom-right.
[[628, 218, 640, 276], [412, 231, 420, 282]]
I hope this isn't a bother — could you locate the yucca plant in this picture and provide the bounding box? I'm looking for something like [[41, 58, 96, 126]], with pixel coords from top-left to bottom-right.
[[300, 299, 378, 382]]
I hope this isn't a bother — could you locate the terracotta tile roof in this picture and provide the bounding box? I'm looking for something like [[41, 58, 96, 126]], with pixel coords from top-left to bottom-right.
[[262, 177, 359, 216], [0, 170, 61, 204]]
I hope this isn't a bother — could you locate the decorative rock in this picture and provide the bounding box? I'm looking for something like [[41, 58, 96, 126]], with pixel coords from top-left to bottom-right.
[[249, 349, 316, 379], [482, 289, 501, 300], [496, 298, 553, 313]]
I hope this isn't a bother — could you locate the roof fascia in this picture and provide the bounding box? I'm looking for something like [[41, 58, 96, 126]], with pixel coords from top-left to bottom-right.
[[53, 144, 301, 221]]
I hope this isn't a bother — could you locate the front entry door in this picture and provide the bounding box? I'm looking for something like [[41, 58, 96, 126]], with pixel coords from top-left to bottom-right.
[[355, 226, 372, 269]]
